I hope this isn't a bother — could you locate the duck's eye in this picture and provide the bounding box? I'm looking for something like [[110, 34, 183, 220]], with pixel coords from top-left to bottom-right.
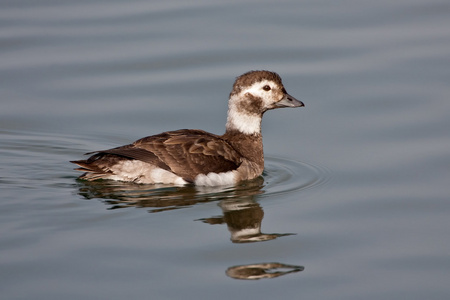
[[263, 85, 271, 91]]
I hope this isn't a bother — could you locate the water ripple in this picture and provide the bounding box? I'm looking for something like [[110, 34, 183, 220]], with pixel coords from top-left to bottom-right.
[[262, 156, 330, 197]]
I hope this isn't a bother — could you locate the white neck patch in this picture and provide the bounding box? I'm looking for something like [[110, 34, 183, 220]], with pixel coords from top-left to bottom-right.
[[226, 108, 262, 135]]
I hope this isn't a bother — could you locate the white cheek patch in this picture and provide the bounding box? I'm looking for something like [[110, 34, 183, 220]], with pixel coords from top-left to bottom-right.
[[241, 80, 276, 107]]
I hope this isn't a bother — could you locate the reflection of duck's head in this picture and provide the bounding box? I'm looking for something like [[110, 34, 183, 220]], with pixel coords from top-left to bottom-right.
[[200, 198, 295, 243], [222, 200, 294, 243], [226, 263, 304, 280]]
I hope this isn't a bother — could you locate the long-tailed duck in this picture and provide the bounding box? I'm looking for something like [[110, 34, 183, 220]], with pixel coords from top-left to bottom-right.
[[71, 70, 304, 186]]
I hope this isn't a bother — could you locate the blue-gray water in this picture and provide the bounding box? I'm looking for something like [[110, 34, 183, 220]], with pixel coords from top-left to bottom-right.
[[1, 0, 449, 299]]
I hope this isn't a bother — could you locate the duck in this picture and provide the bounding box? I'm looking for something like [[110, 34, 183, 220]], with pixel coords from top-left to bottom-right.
[[71, 70, 304, 186]]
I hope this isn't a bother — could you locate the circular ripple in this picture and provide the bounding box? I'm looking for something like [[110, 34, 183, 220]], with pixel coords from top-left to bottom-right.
[[262, 156, 330, 197]]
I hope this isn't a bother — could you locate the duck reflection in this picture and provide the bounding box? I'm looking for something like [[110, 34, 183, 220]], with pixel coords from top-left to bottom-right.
[[226, 263, 304, 280], [76, 177, 303, 280], [76, 176, 265, 212], [76, 177, 293, 242], [198, 198, 294, 243], [76, 182, 246, 212]]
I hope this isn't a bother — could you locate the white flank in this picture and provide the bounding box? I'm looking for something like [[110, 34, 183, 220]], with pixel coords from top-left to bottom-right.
[[108, 160, 187, 185], [194, 170, 237, 186], [147, 168, 188, 185]]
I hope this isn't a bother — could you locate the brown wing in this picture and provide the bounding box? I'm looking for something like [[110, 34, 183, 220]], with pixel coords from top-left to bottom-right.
[[86, 144, 172, 172], [75, 129, 242, 183], [132, 129, 242, 182]]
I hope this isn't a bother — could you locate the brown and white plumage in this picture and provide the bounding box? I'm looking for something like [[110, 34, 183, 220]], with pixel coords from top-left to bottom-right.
[[71, 70, 304, 186]]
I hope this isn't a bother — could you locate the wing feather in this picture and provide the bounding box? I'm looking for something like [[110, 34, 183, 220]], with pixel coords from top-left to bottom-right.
[[133, 129, 241, 182]]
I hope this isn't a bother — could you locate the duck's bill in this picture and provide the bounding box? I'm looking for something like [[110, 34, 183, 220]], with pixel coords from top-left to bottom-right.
[[276, 93, 305, 108]]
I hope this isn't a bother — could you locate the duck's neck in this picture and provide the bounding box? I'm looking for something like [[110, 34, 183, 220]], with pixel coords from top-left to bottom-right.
[[222, 129, 264, 169], [225, 95, 263, 135], [223, 95, 265, 176]]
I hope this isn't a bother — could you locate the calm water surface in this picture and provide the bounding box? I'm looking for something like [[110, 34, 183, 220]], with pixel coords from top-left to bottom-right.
[[1, 0, 450, 299]]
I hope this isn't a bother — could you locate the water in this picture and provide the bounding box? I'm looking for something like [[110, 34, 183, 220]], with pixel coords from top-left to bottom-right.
[[1, 0, 450, 299]]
